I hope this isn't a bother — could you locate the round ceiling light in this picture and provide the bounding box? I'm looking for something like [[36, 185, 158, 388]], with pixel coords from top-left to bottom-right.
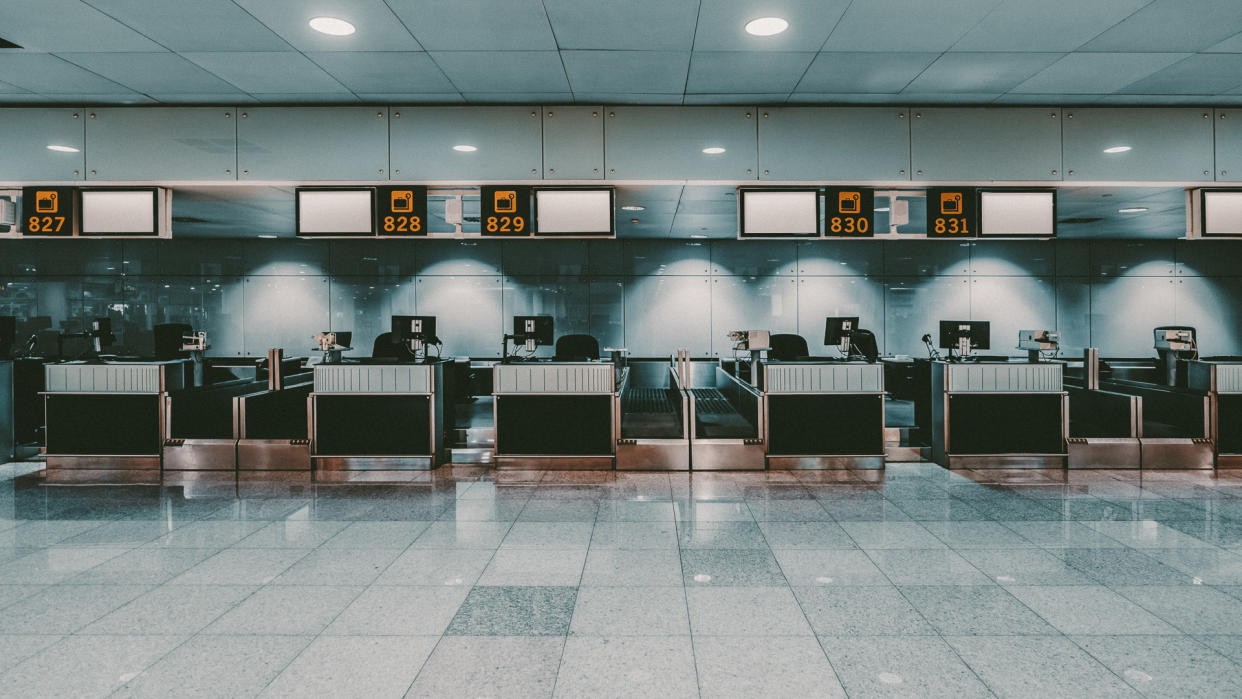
[[702, 147, 726, 154], [1117, 207, 1148, 213], [745, 17, 789, 36], [1103, 145, 1132, 154], [46, 144, 80, 153], [309, 17, 356, 36], [620, 205, 645, 211], [452, 144, 478, 152]]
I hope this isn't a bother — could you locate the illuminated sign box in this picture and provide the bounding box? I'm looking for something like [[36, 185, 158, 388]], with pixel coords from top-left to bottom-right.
[[739, 189, 819, 237], [1202, 190, 1242, 237], [979, 190, 1056, 237], [534, 188, 614, 236], [296, 188, 375, 237]]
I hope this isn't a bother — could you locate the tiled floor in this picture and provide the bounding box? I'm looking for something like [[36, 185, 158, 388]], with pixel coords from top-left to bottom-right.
[[1, 463, 1242, 697]]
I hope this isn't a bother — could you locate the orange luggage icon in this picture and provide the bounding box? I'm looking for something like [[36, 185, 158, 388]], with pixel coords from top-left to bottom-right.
[[838, 191, 861, 214], [494, 190, 517, 213], [35, 191, 58, 213], [940, 192, 962, 215], [391, 190, 414, 213]]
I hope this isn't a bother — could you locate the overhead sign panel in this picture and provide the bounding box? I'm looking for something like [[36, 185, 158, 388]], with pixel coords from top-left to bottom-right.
[[20, 186, 77, 236], [979, 190, 1056, 237], [80, 188, 160, 236], [480, 185, 531, 237], [926, 187, 977, 238], [534, 188, 614, 236], [824, 187, 874, 237], [296, 188, 375, 237], [1201, 189, 1242, 237], [376, 185, 427, 236], [739, 189, 819, 237]]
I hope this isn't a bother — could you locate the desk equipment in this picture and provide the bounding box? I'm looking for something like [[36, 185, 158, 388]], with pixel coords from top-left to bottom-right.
[[1018, 330, 1059, 363], [505, 316, 553, 358], [391, 315, 438, 360], [313, 331, 352, 364], [939, 320, 990, 360], [764, 359, 885, 469]]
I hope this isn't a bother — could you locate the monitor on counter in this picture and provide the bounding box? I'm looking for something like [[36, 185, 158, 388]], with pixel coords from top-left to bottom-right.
[[824, 317, 860, 346], [939, 320, 990, 351], [513, 316, 554, 347], [391, 315, 437, 343]]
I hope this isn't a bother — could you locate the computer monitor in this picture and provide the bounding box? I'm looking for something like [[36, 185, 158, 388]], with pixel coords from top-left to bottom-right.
[[0, 316, 14, 355], [939, 320, 990, 356], [513, 316, 554, 351], [824, 317, 860, 349], [392, 316, 436, 342]]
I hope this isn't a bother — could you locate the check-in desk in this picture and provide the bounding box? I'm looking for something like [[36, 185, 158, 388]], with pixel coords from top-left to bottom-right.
[[1065, 386, 1143, 469], [931, 361, 1067, 469], [236, 374, 313, 480], [43, 361, 186, 484], [310, 362, 445, 481], [764, 361, 885, 470], [1189, 361, 1242, 469], [684, 359, 764, 470], [493, 361, 616, 470], [616, 359, 690, 470], [1091, 364, 1214, 470]]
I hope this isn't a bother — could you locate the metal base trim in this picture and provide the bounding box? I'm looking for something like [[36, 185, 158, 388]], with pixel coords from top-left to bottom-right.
[[1217, 454, 1242, 469], [942, 454, 1067, 470], [314, 456, 434, 471], [1139, 438, 1215, 470], [237, 440, 311, 472], [1067, 439, 1142, 470], [767, 455, 885, 470], [494, 455, 614, 470], [162, 439, 236, 472], [691, 441, 766, 471], [616, 440, 690, 471]]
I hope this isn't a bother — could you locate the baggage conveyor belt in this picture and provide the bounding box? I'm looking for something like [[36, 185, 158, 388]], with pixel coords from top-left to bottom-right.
[[689, 388, 755, 438]]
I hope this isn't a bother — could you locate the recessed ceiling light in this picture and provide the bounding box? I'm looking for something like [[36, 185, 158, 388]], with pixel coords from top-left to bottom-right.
[[874, 207, 891, 212], [690, 234, 708, 238], [620, 205, 645, 211], [309, 16, 355, 36], [452, 144, 477, 152], [745, 17, 789, 36], [46, 144, 79, 153], [257, 234, 278, 238], [702, 147, 726, 154], [1103, 145, 1131, 154], [1118, 207, 1148, 213]]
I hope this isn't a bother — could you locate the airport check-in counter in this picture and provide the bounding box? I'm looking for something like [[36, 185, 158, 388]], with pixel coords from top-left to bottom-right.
[[493, 361, 616, 470], [1065, 386, 1143, 468], [43, 361, 186, 483], [1188, 361, 1242, 468], [616, 359, 690, 470], [763, 361, 886, 469], [310, 362, 445, 480], [683, 357, 765, 470], [162, 375, 267, 482], [931, 361, 1067, 469]]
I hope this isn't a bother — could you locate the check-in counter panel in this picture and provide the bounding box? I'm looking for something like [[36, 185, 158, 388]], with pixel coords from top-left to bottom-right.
[[616, 360, 690, 471], [683, 359, 764, 470], [493, 362, 615, 469], [764, 362, 885, 469], [1189, 361, 1242, 467]]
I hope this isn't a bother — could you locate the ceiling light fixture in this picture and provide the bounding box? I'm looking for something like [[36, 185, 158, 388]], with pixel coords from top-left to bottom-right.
[[1117, 207, 1148, 213], [309, 16, 356, 36], [452, 144, 477, 152], [702, 147, 726, 154], [690, 234, 708, 238], [1103, 145, 1131, 154], [745, 17, 789, 36], [874, 207, 891, 212], [46, 144, 79, 153], [620, 205, 645, 211], [258, 234, 278, 238]]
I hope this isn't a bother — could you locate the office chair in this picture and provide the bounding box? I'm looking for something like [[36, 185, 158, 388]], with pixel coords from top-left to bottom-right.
[[153, 323, 192, 360], [853, 329, 880, 363], [371, 332, 401, 359], [555, 334, 600, 361], [768, 333, 809, 361]]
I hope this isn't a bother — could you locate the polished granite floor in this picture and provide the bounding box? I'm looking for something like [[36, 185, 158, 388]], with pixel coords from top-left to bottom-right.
[[1, 462, 1242, 697]]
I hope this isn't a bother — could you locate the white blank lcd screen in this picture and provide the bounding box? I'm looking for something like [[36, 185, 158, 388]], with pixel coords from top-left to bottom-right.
[[1204, 191, 1242, 236], [980, 191, 1055, 236], [536, 190, 612, 234], [297, 190, 373, 234], [742, 190, 817, 235], [81, 189, 156, 234]]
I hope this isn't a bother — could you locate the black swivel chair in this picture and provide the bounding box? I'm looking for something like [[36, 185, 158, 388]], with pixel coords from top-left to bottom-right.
[[768, 333, 809, 361], [372, 332, 401, 359], [153, 323, 192, 360], [852, 329, 880, 363], [555, 334, 600, 361]]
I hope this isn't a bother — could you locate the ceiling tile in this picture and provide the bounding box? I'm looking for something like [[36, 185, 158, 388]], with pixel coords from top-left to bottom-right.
[[183, 52, 351, 93], [561, 51, 690, 94], [993, 93, 1103, 104], [248, 93, 361, 103], [823, 0, 1002, 52], [692, 0, 851, 51], [307, 52, 455, 93], [57, 52, 243, 94], [359, 93, 464, 103], [0, 53, 132, 93], [687, 52, 815, 93], [430, 51, 569, 93], [796, 52, 938, 93], [0, 0, 164, 51], [149, 93, 260, 104], [1204, 30, 1242, 52], [83, 0, 289, 51], [952, 0, 1149, 52], [1081, 0, 1242, 52], [904, 52, 1063, 93], [784, 93, 905, 104], [1011, 53, 1190, 94], [572, 93, 685, 104], [896, 92, 1002, 104], [1119, 54, 1242, 95], [0, 79, 30, 94], [543, 0, 699, 50], [231, 0, 420, 52], [386, 0, 556, 51], [1091, 94, 1224, 105], [462, 93, 574, 103], [0, 94, 51, 103]]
